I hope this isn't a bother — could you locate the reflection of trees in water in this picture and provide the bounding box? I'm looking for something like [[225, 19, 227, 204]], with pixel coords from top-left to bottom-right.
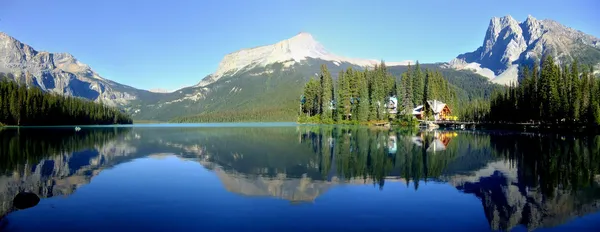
[[0, 127, 131, 223], [0, 128, 131, 174], [299, 127, 464, 189], [300, 127, 600, 231], [491, 134, 600, 197], [300, 127, 600, 192]]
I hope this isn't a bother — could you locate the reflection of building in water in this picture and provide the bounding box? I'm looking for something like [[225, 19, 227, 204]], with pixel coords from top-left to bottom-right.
[[388, 133, 397, 154], [411, 131, 457, 152]]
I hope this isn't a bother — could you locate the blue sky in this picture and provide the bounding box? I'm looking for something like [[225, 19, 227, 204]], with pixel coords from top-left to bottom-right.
[[0, 0, 598, 91]]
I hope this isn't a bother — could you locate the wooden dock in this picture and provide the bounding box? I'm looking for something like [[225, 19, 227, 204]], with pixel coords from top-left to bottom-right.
[[428, 120, 479, 129]]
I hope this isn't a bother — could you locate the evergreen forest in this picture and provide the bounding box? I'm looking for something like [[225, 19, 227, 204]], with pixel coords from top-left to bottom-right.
[[299, 62, 457, 124], [487, 56, 600, 125], [0, 74, 133, 126]]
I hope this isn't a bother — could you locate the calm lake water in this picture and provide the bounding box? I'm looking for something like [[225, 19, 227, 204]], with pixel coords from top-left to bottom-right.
[[0, 123, 599, 231]]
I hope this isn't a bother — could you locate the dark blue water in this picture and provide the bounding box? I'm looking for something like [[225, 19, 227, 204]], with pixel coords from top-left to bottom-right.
[[0, 125, 599, 231]]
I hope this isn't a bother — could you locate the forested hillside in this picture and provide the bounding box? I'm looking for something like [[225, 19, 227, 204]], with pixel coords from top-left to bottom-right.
[[488, 57, 600, 125], [146, 59, 502, 123], [0, 73, 132, 126]]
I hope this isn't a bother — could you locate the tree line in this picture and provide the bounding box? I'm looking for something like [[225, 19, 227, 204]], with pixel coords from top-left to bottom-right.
[[488, 56, 600, 125], [0, 74, 133, 126], [299, 62, 457, 123]]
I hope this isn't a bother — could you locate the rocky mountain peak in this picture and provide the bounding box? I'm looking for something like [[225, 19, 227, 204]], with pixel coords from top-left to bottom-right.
[[0, 32, 147, 105], [449, 14, 600, 85]]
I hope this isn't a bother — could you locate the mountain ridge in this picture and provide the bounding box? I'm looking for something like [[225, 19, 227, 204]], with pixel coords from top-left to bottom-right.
[[1, 14, 598, 121], [0, 31, 155, 106], [448, 15, 600, 84], [195, 32, 413, 87]]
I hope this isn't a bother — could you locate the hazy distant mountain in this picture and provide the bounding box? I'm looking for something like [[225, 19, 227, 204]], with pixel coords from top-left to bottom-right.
[[0, 32, 158, 106], [448, 15, 600, 85]]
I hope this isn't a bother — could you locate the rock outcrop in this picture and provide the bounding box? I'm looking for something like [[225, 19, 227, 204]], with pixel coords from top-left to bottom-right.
[[0, 32, 153, 106], [449, 15, 600, 85]]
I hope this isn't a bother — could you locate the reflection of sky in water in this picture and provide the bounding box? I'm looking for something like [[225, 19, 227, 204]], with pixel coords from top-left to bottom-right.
[[0, 127, 599, 231], [5, 156, 492, 231]]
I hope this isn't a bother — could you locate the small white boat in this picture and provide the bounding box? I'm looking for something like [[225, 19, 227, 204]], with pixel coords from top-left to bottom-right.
[[75, 127, 81, 132]]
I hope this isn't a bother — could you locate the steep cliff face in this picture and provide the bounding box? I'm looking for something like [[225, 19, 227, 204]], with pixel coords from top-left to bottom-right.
[[449, 15, 600, 85], [0, 32, 155, 106]]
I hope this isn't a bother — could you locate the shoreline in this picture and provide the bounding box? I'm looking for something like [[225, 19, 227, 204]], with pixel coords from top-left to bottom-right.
[[440, 122, 600, 134]]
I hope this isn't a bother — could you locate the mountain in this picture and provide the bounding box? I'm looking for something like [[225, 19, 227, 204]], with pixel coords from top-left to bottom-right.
[[0, 32, 159, 106], [195, 32, 412, 87], [132, 33, 498, 122], [129, 33, 416, 121], [448, 15, 600, 85], [1, 30, 497, 122]]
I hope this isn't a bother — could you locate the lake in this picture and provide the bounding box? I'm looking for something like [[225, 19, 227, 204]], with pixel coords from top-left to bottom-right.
[[0, 123, 599, 231]]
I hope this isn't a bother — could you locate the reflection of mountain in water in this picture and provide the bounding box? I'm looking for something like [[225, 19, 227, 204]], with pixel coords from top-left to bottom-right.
[[446, 133, 600, 231], [209, 165, 332, 202], [0, 128, 134, 219], [450, 160, 600, 231], [0, 127, 599, 231]]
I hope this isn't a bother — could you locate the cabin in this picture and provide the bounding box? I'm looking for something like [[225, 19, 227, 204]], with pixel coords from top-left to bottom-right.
[[412, 100, 453, 121], [387, 96, 398, 114]]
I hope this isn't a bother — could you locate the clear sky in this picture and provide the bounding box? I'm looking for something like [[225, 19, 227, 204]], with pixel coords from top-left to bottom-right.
[[0, 0, 598, 91]]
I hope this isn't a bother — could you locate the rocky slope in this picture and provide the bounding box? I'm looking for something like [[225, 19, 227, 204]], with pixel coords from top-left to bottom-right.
[[0, 32, 156, 106], [448, 15, 600, 85]]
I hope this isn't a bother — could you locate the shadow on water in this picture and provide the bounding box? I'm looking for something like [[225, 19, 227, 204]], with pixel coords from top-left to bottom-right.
[[0, 125, 598, 231]]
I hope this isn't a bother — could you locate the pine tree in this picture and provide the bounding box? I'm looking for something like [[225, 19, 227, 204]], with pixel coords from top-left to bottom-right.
[[341, 68, 352, 120], [368, 68, 378, 121], [401, 71, 412, 114], [357, 72, 370, 121], [336, 71, 346, 121], [570, 60, 581, 121], [412, 61, 424, 106], [580, 68, 591, 121], [422, 70, 431, 120], [319, 65, 334, 122], [302, 77, 320, 117], [531, 63, 540, 122]]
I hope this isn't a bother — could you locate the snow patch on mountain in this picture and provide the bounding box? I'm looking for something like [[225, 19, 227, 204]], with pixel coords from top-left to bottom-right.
[[491, 64, 519, 85], [196, 32, 413, 87]]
